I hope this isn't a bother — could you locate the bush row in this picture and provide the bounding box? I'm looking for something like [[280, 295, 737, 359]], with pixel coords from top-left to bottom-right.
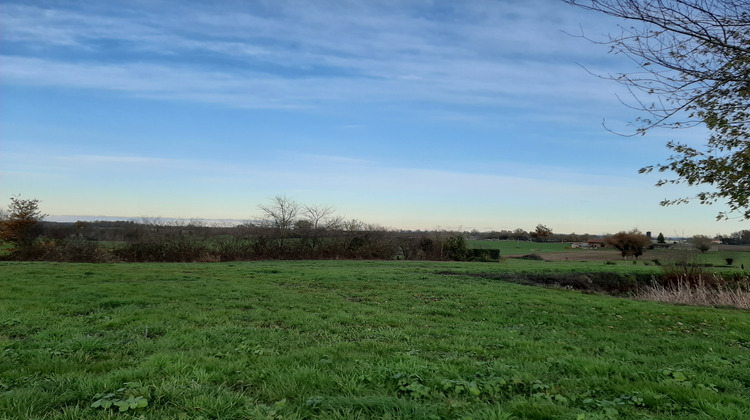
[[2, 233, 489, 263]]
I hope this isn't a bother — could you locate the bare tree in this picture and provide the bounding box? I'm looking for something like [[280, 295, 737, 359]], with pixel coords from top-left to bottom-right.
[[301, 204, 337, 249], [566, 0, 750, 219], [342, 218, 364, 232], [258, 195, 300, 251], [303, 204, 335, 228]]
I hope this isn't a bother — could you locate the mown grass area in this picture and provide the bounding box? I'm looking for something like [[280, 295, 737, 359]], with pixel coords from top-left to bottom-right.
[[2, 260, 749, 419]]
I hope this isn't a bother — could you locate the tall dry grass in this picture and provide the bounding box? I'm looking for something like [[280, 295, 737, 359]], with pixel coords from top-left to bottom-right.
[[638, 274, 750, 309]]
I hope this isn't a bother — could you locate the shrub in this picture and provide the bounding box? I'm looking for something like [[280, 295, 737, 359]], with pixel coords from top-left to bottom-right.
[[444, 235, 468, 261], [691, 235, 714, 253], [214, 238, 255, 261], [114, 239, 210, 262], [50, 240, 112, 262], [467, 249, 500, 262]]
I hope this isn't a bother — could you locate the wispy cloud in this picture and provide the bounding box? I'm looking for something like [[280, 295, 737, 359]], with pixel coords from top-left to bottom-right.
[[4, 1, 724, 234], [2, 1, 630, 112]]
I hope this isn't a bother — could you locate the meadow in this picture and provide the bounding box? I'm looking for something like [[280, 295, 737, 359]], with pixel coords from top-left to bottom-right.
[[2, 260, 749, 419]]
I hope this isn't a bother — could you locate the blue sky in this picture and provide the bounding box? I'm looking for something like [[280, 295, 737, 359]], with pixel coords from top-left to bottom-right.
[[1, 0, 740, 235]]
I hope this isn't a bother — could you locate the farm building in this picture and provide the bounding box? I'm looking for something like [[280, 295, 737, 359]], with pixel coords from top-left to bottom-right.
[[587, 239, 606, 248], [571, 239, 607, 249]]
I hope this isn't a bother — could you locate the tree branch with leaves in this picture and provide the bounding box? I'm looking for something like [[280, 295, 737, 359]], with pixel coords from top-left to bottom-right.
[[565, 0, 749, 219]]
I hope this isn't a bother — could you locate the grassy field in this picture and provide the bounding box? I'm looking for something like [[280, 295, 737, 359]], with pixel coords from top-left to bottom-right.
[[469, 240, 750, 268], [467, 240, 574, 256], [2, 260, 749, 419]]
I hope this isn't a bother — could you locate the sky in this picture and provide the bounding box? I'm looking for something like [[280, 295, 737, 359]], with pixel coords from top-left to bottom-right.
[[1, 0, 743, 236]]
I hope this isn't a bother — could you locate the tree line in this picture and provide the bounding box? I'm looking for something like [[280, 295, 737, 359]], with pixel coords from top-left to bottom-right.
[[2, 195, 747, 263], [0, 195, 493, 263]]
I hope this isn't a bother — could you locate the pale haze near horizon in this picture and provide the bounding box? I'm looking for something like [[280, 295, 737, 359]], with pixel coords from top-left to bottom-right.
[[1, 0, 743, 237]]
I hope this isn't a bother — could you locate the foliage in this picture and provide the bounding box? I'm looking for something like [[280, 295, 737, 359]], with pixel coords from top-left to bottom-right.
[[566, 0, 750, 219], [91, 383, 149, 412], [0, 196, 46, 257], [39, 239, 112, 262], [605, 229, 652, 259], [692, 234, 714, 253], [657, 232, 666, 244], [531, 224, 553, 242], [466, 248, 501, 262], [444, 235, 468, 261]]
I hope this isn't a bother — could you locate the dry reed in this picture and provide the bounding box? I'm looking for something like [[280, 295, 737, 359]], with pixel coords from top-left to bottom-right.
[[638, 274, 750, 309]]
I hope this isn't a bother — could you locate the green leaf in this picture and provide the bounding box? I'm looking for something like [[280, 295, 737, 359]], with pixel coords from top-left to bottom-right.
[[115, 400, 130, 412], [604, 407, 618, 418], [672, 371, 688, 382], [554, 394, 568, 403]]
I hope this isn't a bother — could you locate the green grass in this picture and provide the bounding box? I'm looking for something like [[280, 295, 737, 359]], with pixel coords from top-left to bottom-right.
[[2, 260, 749, 419], [469, 240, 750, 271], [467, 240, 575, 255], [692, 250, 750, 268]]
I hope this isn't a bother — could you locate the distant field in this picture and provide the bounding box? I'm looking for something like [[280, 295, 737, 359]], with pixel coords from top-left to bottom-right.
[[467, 240, 575, 255], [2, 260, 749, 419], [468, 240, 750, 269]]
